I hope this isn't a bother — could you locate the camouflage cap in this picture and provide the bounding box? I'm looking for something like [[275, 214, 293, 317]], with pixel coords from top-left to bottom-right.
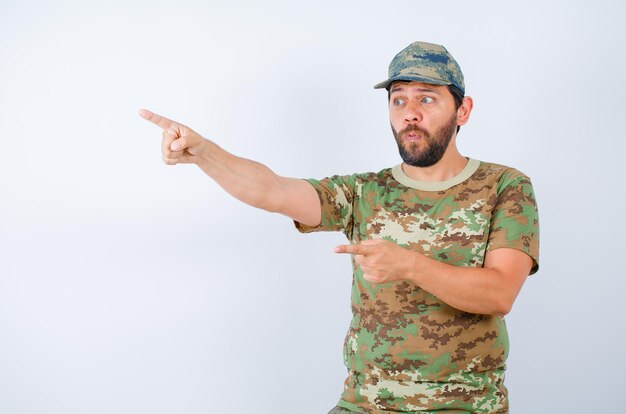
[[374, 41, 465, 94]]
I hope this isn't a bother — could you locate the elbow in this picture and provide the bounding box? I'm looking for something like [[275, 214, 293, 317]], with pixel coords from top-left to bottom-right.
[[493, 304, 512, 317], [492, 296, 514, 316], [246, 182, 283, 212], [262, 196, 282, 213]]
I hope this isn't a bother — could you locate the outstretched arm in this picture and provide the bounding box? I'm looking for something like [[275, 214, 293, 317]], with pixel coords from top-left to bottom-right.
[[139, 109, 321, 227]]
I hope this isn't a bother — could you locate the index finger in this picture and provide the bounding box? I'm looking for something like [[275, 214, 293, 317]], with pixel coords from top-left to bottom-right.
[[334, 244, 371, 255], [138, 108, 181, 131]]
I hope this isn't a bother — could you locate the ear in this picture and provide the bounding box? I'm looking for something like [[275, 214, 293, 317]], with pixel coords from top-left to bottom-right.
[[456, 96, 473, 127]]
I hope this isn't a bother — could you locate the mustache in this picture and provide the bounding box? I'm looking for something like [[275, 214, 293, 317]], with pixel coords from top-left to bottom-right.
[[399, 124, 430, 139]]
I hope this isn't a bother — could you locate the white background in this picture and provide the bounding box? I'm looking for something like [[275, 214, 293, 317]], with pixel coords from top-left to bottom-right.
[[1, 1, 624, 413]]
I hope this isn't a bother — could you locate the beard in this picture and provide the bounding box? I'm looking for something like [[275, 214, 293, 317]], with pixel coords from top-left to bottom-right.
[[392, 114, 458, 167]]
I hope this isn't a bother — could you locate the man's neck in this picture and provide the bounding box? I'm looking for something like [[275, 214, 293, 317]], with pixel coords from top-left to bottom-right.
[[401, 147, 468, 182]]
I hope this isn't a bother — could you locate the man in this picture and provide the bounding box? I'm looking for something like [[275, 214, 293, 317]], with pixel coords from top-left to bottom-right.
[[139, 41, 539, 414]]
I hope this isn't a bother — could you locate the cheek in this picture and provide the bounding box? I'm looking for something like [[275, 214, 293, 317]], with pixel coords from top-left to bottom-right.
[[389, 111, 404, 131]]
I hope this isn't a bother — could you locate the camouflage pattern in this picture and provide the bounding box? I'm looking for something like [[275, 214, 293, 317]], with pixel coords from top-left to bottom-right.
[[295, 159, 540, 413], [373, 41, 465, 94]]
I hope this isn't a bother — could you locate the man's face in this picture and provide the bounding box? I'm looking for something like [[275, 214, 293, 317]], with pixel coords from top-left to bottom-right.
[[389, 81, 459, 167]]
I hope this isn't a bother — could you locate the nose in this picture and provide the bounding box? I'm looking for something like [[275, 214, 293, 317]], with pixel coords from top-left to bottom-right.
[[404, 101, 422, 123]]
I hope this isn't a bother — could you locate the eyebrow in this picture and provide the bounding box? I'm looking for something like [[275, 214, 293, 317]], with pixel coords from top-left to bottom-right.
[[390, 86, 439, 94]]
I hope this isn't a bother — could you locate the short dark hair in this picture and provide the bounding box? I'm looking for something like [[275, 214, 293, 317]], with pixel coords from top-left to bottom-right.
[[387, 84, 465, 133], [447, 84, 464, 134]]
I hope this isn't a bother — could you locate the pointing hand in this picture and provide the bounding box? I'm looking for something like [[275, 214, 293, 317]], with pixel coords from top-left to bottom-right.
[[334, 239, 416, 284], [138, 108, 208, 165]]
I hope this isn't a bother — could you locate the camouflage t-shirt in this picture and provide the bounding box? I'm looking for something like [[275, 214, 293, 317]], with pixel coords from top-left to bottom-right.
[[294, 159, 539, 414]]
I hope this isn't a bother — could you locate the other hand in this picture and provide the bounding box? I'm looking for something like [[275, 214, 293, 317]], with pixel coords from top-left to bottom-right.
[[334, 239, 415, 284]]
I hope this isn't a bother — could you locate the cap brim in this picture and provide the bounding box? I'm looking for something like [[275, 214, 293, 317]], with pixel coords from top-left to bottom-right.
[[373, 75, 450, 90]]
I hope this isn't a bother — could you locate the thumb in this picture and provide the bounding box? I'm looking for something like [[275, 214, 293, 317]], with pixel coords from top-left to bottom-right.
[[170, 136, 186, 151], [170, 131, 205, 155]]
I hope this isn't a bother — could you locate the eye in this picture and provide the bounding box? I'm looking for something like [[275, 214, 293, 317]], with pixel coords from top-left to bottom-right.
[[392, 98, 405, 106], [421, 96, 434, 104]]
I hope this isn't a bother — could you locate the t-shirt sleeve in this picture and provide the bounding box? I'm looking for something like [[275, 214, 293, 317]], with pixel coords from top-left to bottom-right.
[[486, 172, 540, 275], [293, 175, 355, 237]]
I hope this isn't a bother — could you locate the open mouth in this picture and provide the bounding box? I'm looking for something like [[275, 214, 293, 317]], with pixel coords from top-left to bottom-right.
[[403, 132, 421, 141]]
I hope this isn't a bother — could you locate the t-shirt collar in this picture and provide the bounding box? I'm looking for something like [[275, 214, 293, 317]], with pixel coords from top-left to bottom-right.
[[391, 158, 481, 191]]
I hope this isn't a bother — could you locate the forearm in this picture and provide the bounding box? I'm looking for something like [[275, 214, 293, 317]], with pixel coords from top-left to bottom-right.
[[406, 254, 518, 316], [195, 141, 284, 212]]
